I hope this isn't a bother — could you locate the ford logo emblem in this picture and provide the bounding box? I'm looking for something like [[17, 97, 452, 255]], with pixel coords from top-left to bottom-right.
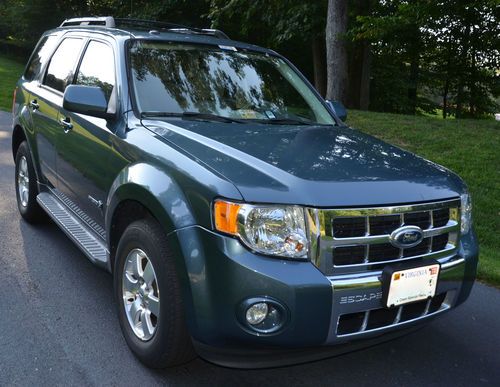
[[389, 226, 424, 249]]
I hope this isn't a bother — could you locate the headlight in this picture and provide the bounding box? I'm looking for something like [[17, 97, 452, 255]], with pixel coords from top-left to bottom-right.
[[460, 193, 472, 234], [214, 200, 309, 259]]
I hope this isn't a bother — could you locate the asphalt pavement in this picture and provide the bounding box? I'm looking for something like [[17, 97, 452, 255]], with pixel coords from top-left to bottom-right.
[[0, 110, 499, 386]]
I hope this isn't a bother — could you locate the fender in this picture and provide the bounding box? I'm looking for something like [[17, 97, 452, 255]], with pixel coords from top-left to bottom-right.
[[105, 162, 198, 245]]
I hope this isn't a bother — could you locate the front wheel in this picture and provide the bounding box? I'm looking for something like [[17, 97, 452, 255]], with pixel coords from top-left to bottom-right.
[[114, 218, 195, 368]]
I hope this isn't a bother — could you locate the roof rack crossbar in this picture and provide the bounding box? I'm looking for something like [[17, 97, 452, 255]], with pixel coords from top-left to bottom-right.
[[60, 16, 115, 28], [114, 18, 187, 30], [114, 18, 230, 39]]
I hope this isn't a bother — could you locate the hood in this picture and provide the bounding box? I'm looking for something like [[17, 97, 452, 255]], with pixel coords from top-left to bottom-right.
[[142, 120, 464, 207]]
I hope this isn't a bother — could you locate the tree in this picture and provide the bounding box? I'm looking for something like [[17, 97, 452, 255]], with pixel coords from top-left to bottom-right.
[[325, 0, 348, 103]]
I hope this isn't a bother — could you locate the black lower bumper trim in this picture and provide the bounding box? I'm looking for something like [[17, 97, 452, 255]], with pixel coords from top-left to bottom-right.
[[193, 326, 421, 369]]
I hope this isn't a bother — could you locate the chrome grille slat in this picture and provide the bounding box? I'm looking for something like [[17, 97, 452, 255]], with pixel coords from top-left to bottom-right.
[[327, 244, 457, 269], [330, 220, 458, 247]]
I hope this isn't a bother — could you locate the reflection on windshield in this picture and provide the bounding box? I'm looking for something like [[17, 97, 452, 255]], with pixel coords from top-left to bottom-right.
[[129, 42, 334, 125]]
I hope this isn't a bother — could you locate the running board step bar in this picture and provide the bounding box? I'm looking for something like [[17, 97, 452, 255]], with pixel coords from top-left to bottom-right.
[[37, 192, 109, 267]]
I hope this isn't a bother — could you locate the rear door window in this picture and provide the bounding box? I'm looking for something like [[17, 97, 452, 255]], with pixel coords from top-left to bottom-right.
[[75, 40, 115, 104], [43, 38, 84, 93], [24, 35, 59, 81]]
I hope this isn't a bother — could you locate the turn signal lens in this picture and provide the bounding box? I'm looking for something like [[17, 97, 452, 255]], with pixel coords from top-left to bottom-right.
[[214, 200, 241, 235]]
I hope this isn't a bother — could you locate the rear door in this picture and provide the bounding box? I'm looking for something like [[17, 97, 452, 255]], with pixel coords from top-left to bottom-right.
[[21, 34, 59, 185], [27, 36, 85, 187], [55, 38, 119, 230]]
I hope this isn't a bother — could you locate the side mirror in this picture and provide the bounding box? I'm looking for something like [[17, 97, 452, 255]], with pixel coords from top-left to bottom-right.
[[325, 100, 347, 122], [63, 85, 114, 119]]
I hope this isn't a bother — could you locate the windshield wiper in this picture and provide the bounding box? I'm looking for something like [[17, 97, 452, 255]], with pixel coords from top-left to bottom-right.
[[248, 118, 322, 126], [140, 111, 247, 123]]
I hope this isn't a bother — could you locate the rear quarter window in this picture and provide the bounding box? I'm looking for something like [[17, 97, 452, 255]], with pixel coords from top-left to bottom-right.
[[24, 35, 59, 81]]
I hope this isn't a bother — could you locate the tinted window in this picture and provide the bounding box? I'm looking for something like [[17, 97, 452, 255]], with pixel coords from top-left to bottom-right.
[[25, 35, 59, 81], [76, 41, 115, 103], [44, 38, 83, 92]]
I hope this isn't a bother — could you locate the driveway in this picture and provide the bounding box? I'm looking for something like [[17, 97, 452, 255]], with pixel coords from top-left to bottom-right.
[[0, 110, 498, 386]]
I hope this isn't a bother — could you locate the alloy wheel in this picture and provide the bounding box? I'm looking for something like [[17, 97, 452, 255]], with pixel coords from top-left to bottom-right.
[[17, 156, 29, 207], [122, 248, 160, 341]]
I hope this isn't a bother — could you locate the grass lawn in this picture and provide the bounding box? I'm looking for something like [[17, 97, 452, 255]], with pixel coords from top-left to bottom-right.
[[0, 54, 498, 285], [347, 110, 499, 287], [0, 55, 24, 111]]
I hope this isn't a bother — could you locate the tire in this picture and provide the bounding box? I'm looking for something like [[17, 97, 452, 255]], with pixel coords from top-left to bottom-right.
[[114, 218, 195, 368], [14, 141, 45, 223]]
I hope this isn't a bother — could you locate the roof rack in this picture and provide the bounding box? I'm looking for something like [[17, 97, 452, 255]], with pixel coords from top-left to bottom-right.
[[60, 16, 115, 28], [59, 16, 229, 39]]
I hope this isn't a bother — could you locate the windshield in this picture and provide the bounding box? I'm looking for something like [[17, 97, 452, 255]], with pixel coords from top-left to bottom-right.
[[129, 41, 335, 125]]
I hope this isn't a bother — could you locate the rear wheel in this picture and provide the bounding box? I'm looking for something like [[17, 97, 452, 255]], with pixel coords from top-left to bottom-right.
[[14, 141, 45, 223], [114, 218, 195, 368]]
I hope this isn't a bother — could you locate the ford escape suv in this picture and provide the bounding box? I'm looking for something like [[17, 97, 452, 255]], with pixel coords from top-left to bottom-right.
[[11, 17, 478, 368]]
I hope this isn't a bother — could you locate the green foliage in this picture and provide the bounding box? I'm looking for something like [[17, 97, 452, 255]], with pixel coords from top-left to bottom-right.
[[0, 55, 24, 111], [209, 0, 326, 44], [0, 0, 88, 46], [86, 0, 210, 25], [352, 0, 499, 117], [347, 110, 500, 287]]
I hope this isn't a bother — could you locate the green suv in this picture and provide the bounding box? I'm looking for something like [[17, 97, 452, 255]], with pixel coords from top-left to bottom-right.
[[11, 17, 478, 368]]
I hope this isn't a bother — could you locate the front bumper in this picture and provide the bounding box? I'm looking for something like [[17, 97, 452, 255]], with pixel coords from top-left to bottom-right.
[[168, 225, 478, 367]]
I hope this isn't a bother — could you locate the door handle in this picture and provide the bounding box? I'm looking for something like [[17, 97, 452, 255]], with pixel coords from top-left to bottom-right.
[[30, 99, 39, 110], [59, 117, 73, 133]]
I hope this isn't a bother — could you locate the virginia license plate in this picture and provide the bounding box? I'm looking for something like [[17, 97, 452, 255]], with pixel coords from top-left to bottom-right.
[[385, 264, 440, 308]]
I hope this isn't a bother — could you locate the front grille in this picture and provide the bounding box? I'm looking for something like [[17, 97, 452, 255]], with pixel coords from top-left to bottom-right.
[[307, 199, 460, 275], [337, 292, 448, 336]]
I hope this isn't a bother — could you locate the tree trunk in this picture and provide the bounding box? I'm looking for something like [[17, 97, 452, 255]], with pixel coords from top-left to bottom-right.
[[325, 0, 348, 103], [442, 77, 449, 119], [348, 0, 372, 109], [469, 47, 477, 117], [455, 81, 464, 118], [408, 56, 418, 115], [359, 42, 371, 110], [347, 44, 362, 108], [312, 36, 327, 97], [456, 23, 471, 119]]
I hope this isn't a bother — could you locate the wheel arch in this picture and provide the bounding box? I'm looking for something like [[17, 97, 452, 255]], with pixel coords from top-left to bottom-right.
[[12, 124, 27, 160], [105, 162, 197, 272]]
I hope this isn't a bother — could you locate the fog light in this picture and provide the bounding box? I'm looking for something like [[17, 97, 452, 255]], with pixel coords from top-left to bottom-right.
[[246, 302, 268, 325], [240, 298, 287, 334]]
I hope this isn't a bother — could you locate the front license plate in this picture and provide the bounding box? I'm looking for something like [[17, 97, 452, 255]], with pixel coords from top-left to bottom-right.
[[385, 264, 440, 308]]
